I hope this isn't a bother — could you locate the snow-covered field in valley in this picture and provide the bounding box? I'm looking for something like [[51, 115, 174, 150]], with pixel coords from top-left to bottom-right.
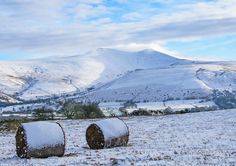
[[0, 109, 236, 166]]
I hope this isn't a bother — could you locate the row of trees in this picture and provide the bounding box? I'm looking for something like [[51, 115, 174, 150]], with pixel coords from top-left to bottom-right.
[[31, 102, 105, 120], [59, 102, 104, 119]]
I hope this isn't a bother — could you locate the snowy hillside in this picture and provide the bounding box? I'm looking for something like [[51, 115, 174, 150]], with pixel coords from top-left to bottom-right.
[[80, 64, 236, 102], [0, 48, 236, 104], [0, 92, 19, 104], [0, 48, 188, 102]]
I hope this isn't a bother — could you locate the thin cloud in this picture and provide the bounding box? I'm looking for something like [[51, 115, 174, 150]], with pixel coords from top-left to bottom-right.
[[0, 0, 235, 59]]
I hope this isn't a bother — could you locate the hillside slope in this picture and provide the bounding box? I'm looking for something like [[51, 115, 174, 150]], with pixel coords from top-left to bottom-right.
[[0, 48, 236, 103], [0, 49, 187, 101], [80, 64, 236, 102]]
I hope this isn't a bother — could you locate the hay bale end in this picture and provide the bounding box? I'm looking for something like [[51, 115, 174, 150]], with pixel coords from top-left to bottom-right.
[[86, 118, 129, 149], [16, 121, 65, 158]]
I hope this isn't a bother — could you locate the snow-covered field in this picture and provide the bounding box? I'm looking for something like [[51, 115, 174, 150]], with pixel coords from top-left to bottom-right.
[[98, 100, 216, 116], [0, 109, 236, 165], [165, 100, 216, 111]]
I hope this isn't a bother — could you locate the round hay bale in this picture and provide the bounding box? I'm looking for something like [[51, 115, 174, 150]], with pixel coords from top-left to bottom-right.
[[86, 118, 129, 149], [15, 121, 65, 158]]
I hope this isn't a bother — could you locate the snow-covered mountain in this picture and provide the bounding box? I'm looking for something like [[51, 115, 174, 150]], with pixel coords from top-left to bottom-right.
[[82, 64, 236, 102], [0, 48, 235, 103]]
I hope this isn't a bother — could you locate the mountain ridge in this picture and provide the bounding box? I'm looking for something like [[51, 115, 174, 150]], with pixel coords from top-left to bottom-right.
[[0, 48, 235, 104]]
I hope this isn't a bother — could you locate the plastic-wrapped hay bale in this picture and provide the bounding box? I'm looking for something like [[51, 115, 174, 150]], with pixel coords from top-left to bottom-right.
[[15, 121, 65, 158], [86, 118, 129, 149]]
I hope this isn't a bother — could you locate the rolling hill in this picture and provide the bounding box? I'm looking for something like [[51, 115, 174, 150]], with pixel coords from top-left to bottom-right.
[[0, 48, 235, 104]]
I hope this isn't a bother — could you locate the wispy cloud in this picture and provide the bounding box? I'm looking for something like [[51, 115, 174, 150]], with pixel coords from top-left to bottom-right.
[[0, 0, 236, 59]]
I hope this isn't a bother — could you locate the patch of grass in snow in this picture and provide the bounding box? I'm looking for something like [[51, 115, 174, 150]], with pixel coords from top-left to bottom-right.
[[63, 153, 78, 157], [0, 119, 30, 132]]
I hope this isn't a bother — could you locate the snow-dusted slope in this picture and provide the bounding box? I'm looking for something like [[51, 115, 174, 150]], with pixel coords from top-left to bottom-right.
[[0, 56, 103, 100], [81, 64, 236, 102], [0, 48, 186, 101], [0, 48, 236, 103], [0, 92, 19, 104]]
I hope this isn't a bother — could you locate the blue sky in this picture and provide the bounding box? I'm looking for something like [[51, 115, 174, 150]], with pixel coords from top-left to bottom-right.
[[0, 0, 236, 61]]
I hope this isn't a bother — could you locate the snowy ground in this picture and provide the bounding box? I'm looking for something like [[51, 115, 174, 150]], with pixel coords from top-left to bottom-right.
[[98, 100, 216, 116], [0, 109, 236, 165]]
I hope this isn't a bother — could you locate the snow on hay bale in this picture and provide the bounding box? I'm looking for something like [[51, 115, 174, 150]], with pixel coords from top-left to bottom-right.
[[15, 121, 65, 158], [86, 118, 129, 149]]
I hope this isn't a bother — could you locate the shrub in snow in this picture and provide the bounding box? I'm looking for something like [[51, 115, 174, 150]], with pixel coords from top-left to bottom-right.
[[86, 118, 129, 149], [15, 121, 65, 158], [32, 108, 54, 121], [162, 107, 173, 115], [61, 102, 105, 119], [119, 107, 128, 116], [0, 119, 29, 132], [129, 109, 151, 116]]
